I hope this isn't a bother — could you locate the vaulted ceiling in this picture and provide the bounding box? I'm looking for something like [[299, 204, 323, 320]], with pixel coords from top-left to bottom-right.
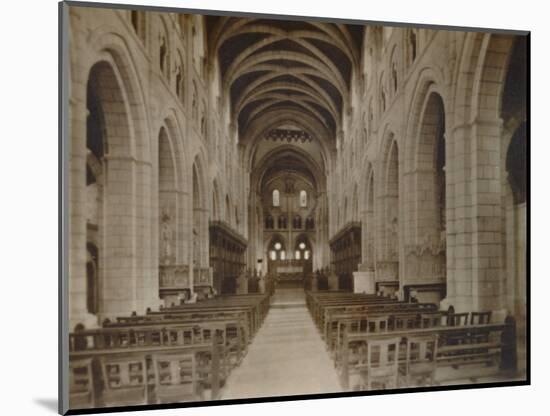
[[259, 148, 320, 192], [206, 17, 364, 145]]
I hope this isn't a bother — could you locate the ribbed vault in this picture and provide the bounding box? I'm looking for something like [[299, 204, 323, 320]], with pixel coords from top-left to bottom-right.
[[207, 17, 363, 144]]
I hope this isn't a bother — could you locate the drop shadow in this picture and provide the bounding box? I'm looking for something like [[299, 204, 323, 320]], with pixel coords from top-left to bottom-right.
[[34, 398, 58, 413]]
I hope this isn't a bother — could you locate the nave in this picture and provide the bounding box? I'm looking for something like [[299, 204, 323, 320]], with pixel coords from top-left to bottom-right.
[[65, 6, 528, 411]]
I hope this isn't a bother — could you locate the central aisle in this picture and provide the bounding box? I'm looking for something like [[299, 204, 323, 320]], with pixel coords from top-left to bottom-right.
[[222, 288, 343, 400]]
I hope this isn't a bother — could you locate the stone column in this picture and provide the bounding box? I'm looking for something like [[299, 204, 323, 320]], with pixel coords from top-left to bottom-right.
[[443, 117, 506, 313], [68, 77, 98, 330], [100, 155, 138, 319], [135, 159, 158, 314]]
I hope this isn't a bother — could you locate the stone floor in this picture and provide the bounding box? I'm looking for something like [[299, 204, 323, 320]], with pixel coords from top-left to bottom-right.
[[221, 288, 343, 400]]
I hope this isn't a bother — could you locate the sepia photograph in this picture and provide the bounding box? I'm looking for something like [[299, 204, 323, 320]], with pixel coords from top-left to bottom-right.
[[60, 1, 529, 413]]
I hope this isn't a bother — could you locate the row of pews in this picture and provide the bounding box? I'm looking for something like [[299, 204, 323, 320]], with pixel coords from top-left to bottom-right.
[[306, 291, 517, 391], [68, 292, 273, 409]]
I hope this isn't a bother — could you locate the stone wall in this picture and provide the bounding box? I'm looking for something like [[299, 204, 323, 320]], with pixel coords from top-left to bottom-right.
[[68, 7, 246, 329], [331, 27, 526, 321]]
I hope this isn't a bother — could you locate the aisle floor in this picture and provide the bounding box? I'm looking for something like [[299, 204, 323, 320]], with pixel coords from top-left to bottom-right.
[[222, 288, 343, 400]]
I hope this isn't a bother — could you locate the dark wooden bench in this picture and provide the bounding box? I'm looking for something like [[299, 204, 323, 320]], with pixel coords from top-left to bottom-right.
[[322, 302, 438, 342], [69, 325, 225, 408], [337, 321, 516, 390], [327, 310, 443, 354], [103, 316, 248, 367]]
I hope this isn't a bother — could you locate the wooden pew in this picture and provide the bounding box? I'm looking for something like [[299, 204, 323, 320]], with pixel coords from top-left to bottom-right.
[[152, 292, 272, 338], [322, 303, 438, 343], [69, 358, 95, 409], [151, 351, 204, 403], [306, 291, 390, 329], [328, 310, 443, 354], [68, 291, 273, 408], [305, 290, 437, 341], [337, 321, 516, 391], [104, 316, 248, 367], [69, 323, 227, 407]]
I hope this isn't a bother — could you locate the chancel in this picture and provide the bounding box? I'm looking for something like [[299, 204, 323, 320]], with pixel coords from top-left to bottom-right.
[[65, 4, 527, 410]]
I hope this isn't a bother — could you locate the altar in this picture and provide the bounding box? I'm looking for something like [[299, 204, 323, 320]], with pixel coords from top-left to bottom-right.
[[271, 260, 308, 288]]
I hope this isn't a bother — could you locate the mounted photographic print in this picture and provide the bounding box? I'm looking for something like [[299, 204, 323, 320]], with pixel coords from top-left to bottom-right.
[[59, 1, 530, 414]]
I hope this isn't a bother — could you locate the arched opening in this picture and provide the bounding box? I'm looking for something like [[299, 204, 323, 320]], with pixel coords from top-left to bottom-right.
[[252, 146, 324, 281], [192, 82, 198, 122], [175, 51, 185, 105], [272, 189, 280, 207], [435, 111, 446, 234], [86, 243, 99, 314], [504, 121, 527, 322], [343, 197, 348, 225], [501, 36, 527, 351], [192, 167, 200, 268], [391, 60, 398, 94], [299, 190, 307, 207], [191, 16, 205, 75], [130, 10, 146, 43], [368, 101, 374, 136], [416, 93, 447, 247], [365, 173, 375, 271], [200, 100, 207, 136], [85, 60, 133, 317], [295, 235, 313, 273], [277, 215, 288, 230], [293, 215, 303, 229], [409, 91, 447, 303], [267, 236, 286, 265], [211, 181, 219, 221], [225, 195, 231, 224], [385, 142, 399, 260], [378, 138, 399, 289], [158, 127, 177, 266], [352, 184, 359, 221], [85, 67, 105, 317], [506, 122, 527, 205], [265, 215, 274, 229], [192, 159, 209, 289], [159, 31, 169, 80], [408, 29, 417, 64]]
